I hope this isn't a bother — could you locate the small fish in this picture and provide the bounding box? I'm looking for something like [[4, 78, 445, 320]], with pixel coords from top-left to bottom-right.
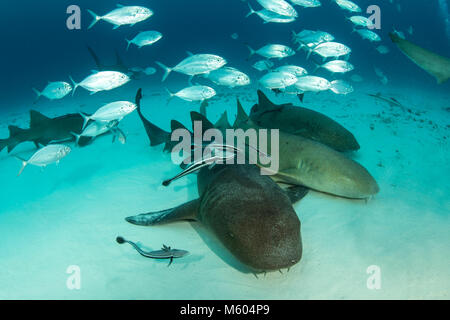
[[166, 86, 216, 102], [247, 44, 295, 59], [309, 41, 351, 60], [246, 3, 296, 24], [334, 0, 361, 13], [205, 67, 250, 88], [393, 29, 406, 40], [252, 60, 274, 71], [32, 82, 72, 102], [315, 60, 354, 73], [407, 26, 414, 35], [290, 0, 321, 8], [348, 16, 374, 28], [256, 0, 298, 18], [111, 127, 127, 144], [126, 31, 162, 50], [71, 120, 119, 144], [116, 237, 188, 266], [80, 101, 137, 130], [353, 29, 381, 42], [259, 71, 298, 89], [329, 80, 354, 95], [156, 53, 227, 82], [294, 75, 331, 92], [293, 30, 335, 50], [16, 144, 71, 176], [231, 33, 239, 40], [350, 74, 364, 82], [70, 71, 130, 95], [87, 5, 153, 29], [274, 65, 308, 77], [376, 45, 390, 54], [143, 67, 157, 75]]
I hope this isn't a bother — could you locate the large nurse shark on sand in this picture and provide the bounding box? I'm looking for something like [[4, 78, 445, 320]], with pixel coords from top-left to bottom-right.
[[126, 163, 309, 272], [0, 110, 92, 153], [249, 90, 360, 152], [390, 32, 450, 84]]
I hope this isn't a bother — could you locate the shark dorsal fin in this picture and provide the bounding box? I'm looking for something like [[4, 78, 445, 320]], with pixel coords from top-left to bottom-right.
[[233, 98, 249, 127], [214, 111, 231, 129], [29, 110, 51, 128], [171, 120, 190, 133], [190, 111, 215, 131], [257, 90, 280, 112]]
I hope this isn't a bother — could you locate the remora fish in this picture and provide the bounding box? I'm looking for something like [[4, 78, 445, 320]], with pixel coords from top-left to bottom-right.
[[87, 5, 153, 29], [0, 111, 92, 153], [16, 144, 71, 176], [389, 32, 450, 84], [116, 237, 188, 266], [249, 90, 360, 152]]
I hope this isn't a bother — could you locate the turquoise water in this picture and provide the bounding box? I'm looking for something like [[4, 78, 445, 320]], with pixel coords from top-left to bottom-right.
[[0, 0, 449, 299]]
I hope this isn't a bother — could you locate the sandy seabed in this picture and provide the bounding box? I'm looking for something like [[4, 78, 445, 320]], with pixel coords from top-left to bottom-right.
[[0, 78, 448, 299]]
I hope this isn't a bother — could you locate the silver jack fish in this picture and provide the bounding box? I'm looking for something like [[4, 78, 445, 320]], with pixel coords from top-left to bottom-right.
[[166, 86, 216, 103], [80, 101, 136, 130], [32, 82, 72, 102], [70, 71, 130, 95], [126, 31, 163, 50], [16, 144, 71, 176], [247, 44, 295, 59], [156, 53, 227, 82], [87, 5, 153, 29]]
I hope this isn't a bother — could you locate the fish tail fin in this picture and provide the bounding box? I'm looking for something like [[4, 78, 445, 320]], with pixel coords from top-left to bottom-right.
[[87, 9, 101, 29], [126, 39, 131, 51], [155, 61, 172, 82], [0, 138, 8, 153], [246, 44, 256, 59], [70, 132, 81, 145], [32, 88, 41, 103], [165, 88, 175, 104], [312, 62, 321, 73], [246, 3, 256, 18], [79, 112, 90, 130], [69, 76, 79, 96], [15, 156, 28, 177]]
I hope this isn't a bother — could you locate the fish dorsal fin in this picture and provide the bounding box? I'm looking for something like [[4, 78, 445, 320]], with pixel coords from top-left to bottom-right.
[[186, 51, 194, 57], [214, 111, 231, 129], [233, 98, 249, 127], [29, 110, 51, 128], [257, 90, 279, 111], [190, 111, 215, 131], [116, 4, 124, 8]]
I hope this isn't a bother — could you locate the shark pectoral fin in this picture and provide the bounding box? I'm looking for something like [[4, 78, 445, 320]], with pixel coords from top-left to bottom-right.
[[125, 199, 199, 226], [274, 168, 304, 186], [284, 185, 309, 204]]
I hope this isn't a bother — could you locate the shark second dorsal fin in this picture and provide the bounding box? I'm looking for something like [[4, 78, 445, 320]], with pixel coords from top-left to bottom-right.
[[214, 111, 231, 130], [233, 98, 249, 128], [257, 90, 281, 112], [190, 111, 215, 132], [29, 110, 51, 128]]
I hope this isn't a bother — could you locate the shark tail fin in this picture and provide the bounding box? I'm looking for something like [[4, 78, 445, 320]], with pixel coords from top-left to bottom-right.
[[69, 76, 79, 96], [0, 138, 8, 153], [135, 89, 171, 147], [155, 61, 172, 82], [15, 156, 28, 177], [87, 9, 101, 29], [79, 112, 90, 130], [246, 3, 256, 18], [6, 125, 28, 153], [32, 88, 41, 103]]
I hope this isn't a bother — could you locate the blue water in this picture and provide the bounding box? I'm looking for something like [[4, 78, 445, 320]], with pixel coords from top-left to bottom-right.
[[0, 0, 449, 299]]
